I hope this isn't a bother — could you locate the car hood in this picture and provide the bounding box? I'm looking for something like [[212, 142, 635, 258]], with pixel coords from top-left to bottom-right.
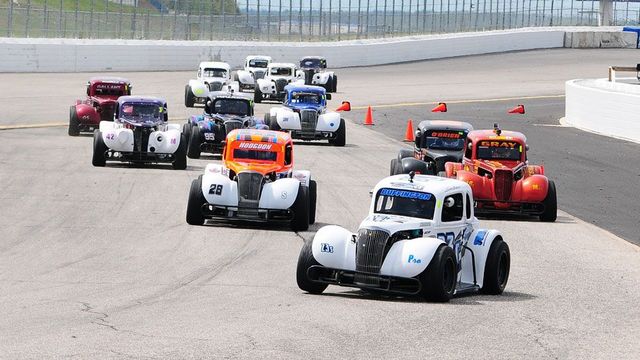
[[424, 148, 464, 160], [226, 161, 283, 176], [475, 159, 524, 171], [289, 104, 324, 112], [358, 214, 434, 235]]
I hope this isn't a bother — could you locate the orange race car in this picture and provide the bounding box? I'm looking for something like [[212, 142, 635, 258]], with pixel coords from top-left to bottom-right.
[[443, 124, 557, 221], [186, 128, 316, 230]]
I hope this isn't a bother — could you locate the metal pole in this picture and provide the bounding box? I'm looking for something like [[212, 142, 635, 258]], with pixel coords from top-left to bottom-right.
[[25, 0, 31, 37], [422, 0, 426, 32], [391, 0, 395, 34], [408, 0, 412, 34], [257, 0, 261, 40], [74, 0, 79, 38], [338, 0, 342, 40], [309, 0, 313, 40], [44, 0, 49, 37], [132, 0, 137, 39], [549, 0, 554, 25], [400, 0, 404, 34], [299, 0, 303, 41], [172, 0, 177, 40], [348, 0, 352, 35], [279, 0, 282, 40], [357, 0, 362, 38], [118, 0, 123, 38], [366, 0, 371, 38], [329, 0, 332, 39], [319, 0, 323, 36], [267, 0, 271, 41], [90, 0, 94, 38], [289, 0, 293, 37]]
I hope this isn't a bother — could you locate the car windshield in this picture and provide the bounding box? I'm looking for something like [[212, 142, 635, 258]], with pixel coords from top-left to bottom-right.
[[425, 130, 466, 150], [249, 59, 269, 68], [233, 149, 278, 162], [120, 103, 162, 120], [270, 67, 291, 76], [213, 99, 250, 116], [203, 68, 227, 78], [290, 92, 322, 105], [476, 140, 523, 161], [94, 83, 126, 96], [300, 58, 324, 68], [374, 188, 436, 220]]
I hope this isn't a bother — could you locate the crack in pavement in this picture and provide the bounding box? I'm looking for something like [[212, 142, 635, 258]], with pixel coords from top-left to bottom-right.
[[79, 302, 118, 332]]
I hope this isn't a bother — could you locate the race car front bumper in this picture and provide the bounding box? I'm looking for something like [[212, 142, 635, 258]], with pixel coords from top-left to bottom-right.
[[306, 265, 422, 296], [105, 151, 177, 164], [474, 199, 545, 216], [200, 203, 294, 223]]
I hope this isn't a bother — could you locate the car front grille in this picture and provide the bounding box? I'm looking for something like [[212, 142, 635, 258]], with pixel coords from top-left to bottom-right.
[[494, 169, 513, 201], [208, 82, 223, 91], [303, 69, 316, 85], [299, 109, 318, 135], [253, 71, 265, 80], [224, 120, 243, 135], [275, 79, 288, 92], [355, 229, 391, 280], [236, 172, 264, 213]]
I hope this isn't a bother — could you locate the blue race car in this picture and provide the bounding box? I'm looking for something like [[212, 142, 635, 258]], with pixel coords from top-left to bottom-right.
[[264, 84, 350, 146], [183, 94, 267, 158]]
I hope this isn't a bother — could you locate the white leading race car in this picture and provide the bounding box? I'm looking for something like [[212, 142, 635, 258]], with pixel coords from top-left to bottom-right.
[[296, 173, 511, 302], [254, 62, 304, 103], [234, 55, 272, 91], [185, 61, 239, 107], [92, 96, 187, 169]]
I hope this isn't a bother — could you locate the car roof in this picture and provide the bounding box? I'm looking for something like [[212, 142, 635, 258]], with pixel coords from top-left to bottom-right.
[[418, 120, 473, 132], [117, 96, 165, 105], [226, 129, 291, 144], [374, 174, 471, 198], [89, 77, 130, 84], [269, 62, 296, 68], [467, 129, 527, 143], [246, 55, 272, 61], [199, 62, 230, 70], [300, 56, 326, 60], [284, 84, 326, 93]]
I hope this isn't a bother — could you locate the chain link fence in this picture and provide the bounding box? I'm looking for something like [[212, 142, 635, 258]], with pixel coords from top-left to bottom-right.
[[3, 0, 640, 41]]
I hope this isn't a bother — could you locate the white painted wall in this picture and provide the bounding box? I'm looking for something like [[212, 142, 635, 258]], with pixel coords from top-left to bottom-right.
[[565, 79, 640, 143]]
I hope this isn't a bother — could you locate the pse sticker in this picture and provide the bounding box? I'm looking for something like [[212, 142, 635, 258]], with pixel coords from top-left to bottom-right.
[[208, 184, 223, 195], [321, 243, 334, 253], [407, 255, 422, 264]]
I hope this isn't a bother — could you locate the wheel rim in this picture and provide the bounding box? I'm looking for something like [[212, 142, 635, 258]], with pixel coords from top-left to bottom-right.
[[442, 257, 456, 293], [497, 251, 509, 288]]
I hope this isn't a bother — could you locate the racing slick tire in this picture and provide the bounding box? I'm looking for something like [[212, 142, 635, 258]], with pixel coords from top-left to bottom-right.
[[329, 118, 346, 146], [184, 85, 195, 108], [481, 237, 510, 295], [309, 180, 317, 225], [172, 134, 188, 170], [418, 245, 456, 302], [296, 240, 328, 294], [68, 106, 80, 136], [254, 87, 262, 103], [539, 180, 557, 222], [390, 158, 399, 176], [290, 184, 310, 231], [186, 175, 206, 225], [267, 114, 281, 131], [187, 126, 202, 159], [182, 123, 193, 143], [330, 75, 338, 93], [91, 130, 108, 167]]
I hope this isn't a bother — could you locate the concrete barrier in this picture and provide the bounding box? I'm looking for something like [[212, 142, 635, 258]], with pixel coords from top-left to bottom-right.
[[565, 78, 640, 143]]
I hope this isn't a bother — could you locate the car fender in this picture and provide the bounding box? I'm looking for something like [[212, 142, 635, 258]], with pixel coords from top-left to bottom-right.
[[312, 72, 332, 85], [311, 225, 357, 271], [202, 171, 237, 206], [99, 121, 116, 132], [459, 229, 503, 288], [75, 103, 100, 124], [259, 178, 300, 209], [102, 127, 134, 152], [166, 123, 181, 132], [292, 78, 306, 86], [455, 170, 492, 200], [268, 106, 283, 118], [147, 129, 181, 154], [188, 80, 208, 98], [256, 78, 274, 94], [379, 236, 445, 278], [275, 107, 301, 130], [445, 162, 464, 177], [316, 112, 340, 132], [237, 70, 254, 85], [291, 170, 311, 187], [514, 174, 549, 203]]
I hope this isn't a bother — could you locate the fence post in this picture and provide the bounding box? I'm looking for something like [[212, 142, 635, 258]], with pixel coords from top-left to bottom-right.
[[89, 0, 95, 38], [132, 0, 137, 39], [357, 0, 361, 38], [338, 0, 342, 40], [289, 0, 293, 38], [366, 0, 371, 38], [279, 0, 283, 40], [329, 0, 332, 39], [299, 0, 303, 41], [348, 0, 351, 35], [25, 0, 31, 37], [309, 0, 313, 40]]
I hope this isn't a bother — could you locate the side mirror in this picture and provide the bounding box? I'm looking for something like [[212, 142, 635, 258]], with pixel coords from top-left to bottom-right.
[[336, 101, 351, 112], [326, 93, 332, 100]]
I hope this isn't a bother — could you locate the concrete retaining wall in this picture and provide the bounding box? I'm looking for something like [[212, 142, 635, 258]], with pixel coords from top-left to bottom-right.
[[565, 78, 640, 143]]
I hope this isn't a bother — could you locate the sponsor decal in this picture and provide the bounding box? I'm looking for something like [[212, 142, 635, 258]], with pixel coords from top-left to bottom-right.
[[238, 142, 273, 150], [380, 188, 431, 200], [479, 140, 519, 148], [280, 191, 287, 199], [429, 131, 463, 139], [407, 255, 422, 264], [532, 184, 540, 190], [473, 230, 488, 246], [321, 243, 334, 253], [389, 181, 424, 191]]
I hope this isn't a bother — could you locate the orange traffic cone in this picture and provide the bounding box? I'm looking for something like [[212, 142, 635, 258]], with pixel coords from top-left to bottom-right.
[[336, 101, 351, 112], [431, 102, 447, 112], [364, 106, 374, 125], [508, 104, 525, 114], [404, 119, 415, 142]]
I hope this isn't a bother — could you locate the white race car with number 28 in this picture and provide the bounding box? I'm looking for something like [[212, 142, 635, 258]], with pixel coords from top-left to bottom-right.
[[296, 173, 511, 302]]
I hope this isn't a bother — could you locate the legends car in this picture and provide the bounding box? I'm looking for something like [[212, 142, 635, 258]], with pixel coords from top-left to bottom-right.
[[443, 124, 557, 222], [69, 77, 131, 136], [296, 173, 511, 302], [254, 62, 304, 103], [92, 96, 187, 169], [299, 56, 337, 93], [186, 129, 316, 231], [184, 94, 266, 158], [185, 62, 239, 107], [234, 55, 272, 91], [391, 120, 473, 176], [264, 84, 349, 146]]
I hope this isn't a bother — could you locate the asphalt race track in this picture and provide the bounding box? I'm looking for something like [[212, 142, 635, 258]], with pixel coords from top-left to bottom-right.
[[1, 49, 639, 358]]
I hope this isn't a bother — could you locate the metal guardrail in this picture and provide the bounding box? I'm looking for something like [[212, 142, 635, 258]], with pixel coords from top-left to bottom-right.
[[2, 0, 640, 41]]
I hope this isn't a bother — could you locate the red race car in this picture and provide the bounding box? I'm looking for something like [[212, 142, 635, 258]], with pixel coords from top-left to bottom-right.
[[444, 124, 557, 222], [68, 77, 131, 136]]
